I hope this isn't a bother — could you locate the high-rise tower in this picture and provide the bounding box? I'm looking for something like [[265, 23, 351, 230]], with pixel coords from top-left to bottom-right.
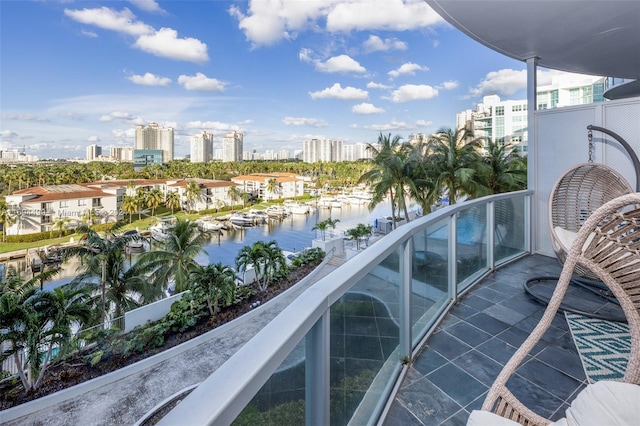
[[190, 131, 214, 163], [134, 122, 174, 163], [222, 131, 243, 162]]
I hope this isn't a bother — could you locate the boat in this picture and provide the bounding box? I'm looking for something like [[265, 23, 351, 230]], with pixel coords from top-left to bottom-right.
[[229, 213, 255, 228], [123, 230, 145, 251], [265, 206, 288, 219], [196, 218, 226, 232], [149, 217, 176, 242], [283, 201, 309, 215]]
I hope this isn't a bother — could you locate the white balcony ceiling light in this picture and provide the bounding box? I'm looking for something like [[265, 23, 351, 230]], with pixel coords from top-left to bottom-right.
[[426, 0, 640, 80]]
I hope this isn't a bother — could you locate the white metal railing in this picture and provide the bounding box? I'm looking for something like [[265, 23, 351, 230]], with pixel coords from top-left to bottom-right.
[[158, 190, 532, 425]]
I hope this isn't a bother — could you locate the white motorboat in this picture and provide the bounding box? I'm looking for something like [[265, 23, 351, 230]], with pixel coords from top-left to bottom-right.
[[149, 217, 176, 242]]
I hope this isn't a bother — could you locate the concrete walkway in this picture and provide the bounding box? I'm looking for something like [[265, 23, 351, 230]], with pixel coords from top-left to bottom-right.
[[2, 258, 342, 426]]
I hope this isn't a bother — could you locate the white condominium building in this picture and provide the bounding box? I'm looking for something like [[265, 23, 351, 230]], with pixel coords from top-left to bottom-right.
[[86, 144, 102, 161], [135, 122, 174, 163], [222, 131, 243, 162], [303, 138, 342, 163], [456, 74, 606, 153], [190, 131, 214, 163]]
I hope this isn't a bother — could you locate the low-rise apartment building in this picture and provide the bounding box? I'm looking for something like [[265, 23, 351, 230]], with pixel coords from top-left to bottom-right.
[[231, 172, 304, 201]]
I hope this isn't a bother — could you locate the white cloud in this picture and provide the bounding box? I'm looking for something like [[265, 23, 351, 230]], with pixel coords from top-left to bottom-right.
[[64, 7, 153, 36], [365, 120, 413, 131], [309, 83, 368, 100], [88, 135, 100, 142], [468, 68, 526, 97], [440, 80, 458, 90], [65, 7, 208, 63], [99, 111, 139, 122], [231, 0, 443, 46], [362, 35, 407, 53], [367, 81, 391, 90], [177, 73, 227, 91], [415, 119, 433, 127], [1, 114, 49, 122], [315, 54, 366, 74], [185, 121, 239, 132], [128, 0, 165, 13], [326, 0, 443, 32], [134, 28, 209, 63], [352, 103, 385, 114], [128, 72, 171, 86], [0, 130, 18, 139], [282, 117, 328, 127], [80, 30, 98, 38], [229, 1, 330, 47], [388, 62, 428, 79], [391, 84, 438, 102]]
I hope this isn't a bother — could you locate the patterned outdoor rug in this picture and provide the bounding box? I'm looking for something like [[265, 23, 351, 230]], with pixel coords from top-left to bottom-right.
[[565, 312, 631, 383]]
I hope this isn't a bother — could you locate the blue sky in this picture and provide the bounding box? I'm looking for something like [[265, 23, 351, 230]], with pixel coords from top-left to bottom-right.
[[1, 0, 553, 160]]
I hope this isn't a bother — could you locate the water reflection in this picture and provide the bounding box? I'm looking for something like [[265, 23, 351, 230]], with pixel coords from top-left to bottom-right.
[[2, 202, 391, 291]]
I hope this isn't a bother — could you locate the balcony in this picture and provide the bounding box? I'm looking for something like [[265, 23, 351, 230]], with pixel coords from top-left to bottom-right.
[[154, 191, 540, 425]]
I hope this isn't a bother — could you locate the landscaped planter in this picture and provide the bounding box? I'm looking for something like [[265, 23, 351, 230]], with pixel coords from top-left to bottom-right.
[[311, 236, 344, 255]]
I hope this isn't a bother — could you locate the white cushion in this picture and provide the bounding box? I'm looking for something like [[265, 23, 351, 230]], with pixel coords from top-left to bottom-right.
[[561, 381, 640, 426], [467, 410, 521, 426], [467, 382, 640, 426], [554, 226, 598, 252]]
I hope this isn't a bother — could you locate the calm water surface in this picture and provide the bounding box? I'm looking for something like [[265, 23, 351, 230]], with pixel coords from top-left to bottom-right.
[[14, 202, 391, 290]]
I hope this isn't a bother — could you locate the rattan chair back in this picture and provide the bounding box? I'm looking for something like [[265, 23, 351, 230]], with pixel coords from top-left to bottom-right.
[[549, 162, 633, 280]]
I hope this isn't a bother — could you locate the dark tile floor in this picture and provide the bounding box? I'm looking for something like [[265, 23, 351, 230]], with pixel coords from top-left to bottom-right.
[[383, 254, 589, 425]]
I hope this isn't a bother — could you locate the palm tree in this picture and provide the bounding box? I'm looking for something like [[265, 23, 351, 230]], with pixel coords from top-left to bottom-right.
[[121, 195, 138, 224], [359, 132, 416, 228], [345, 223, 373, 250], [261, 240, 286, 285], [266, 178, 279, 201], [227, 185, 241, 208], [146, 188, 164, 218], [0, 199, 15, 242], [59, 224, 141, 323], [477, 141, 528, 195], [165, 190, 181, 215], [73, 248, 162, 320], [426, 127, 485, 204], [0, 268, 86, 393], [312, 217, 340, 241], [235, 241, 269, 291], [185, 181, 201, 213], [137, 218, 207, 293], [189, 263, 236, 316], [135, 187, 147, 220], [50, 215, 70, 238]]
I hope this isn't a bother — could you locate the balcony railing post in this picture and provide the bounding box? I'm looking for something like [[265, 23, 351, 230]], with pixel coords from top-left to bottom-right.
[[449, 213, 458, 299], [487, 201, 495, 270], [305, 312, 329, 426], [399, 239, 412, 358]]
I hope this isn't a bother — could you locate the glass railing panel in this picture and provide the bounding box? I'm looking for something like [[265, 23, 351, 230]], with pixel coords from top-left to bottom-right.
[[232, 339, 306, 425], [456, 206, 488, 290], [411, 218, 451, 345], [494, 195, 527, 264], [330, 249, 401, 426]]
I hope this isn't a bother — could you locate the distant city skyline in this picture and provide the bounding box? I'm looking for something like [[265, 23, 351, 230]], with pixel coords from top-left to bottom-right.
[[1, 1, 594, 160]]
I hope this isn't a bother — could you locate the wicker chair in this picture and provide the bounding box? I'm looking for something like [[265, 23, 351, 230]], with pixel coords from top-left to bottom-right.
[[470, 193, 640, 425], [549, 162, 633, 280]]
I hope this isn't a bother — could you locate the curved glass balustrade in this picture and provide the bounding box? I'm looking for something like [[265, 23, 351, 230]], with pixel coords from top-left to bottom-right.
[[158, 191, 531, 426]]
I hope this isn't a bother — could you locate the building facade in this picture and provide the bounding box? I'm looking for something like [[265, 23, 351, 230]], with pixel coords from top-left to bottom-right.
[[190, 131, 214, 163], [135, 122, 174, 163], [456, 74, 606, 152], [133, 149, 163, 172], [85, 144, 102, 161], [4, 184, 124, 235], [303, 138, 342, 163], [222, 131, 243, 162], [231, 173, 304, 201]]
